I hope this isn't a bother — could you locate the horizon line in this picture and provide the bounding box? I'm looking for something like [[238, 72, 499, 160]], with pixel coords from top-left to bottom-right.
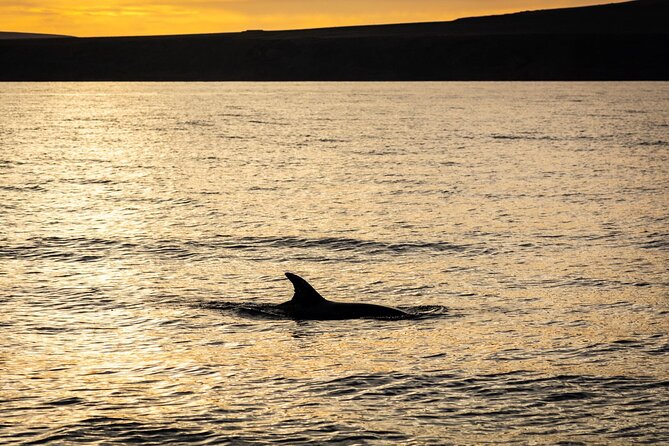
[[1, 0, 634, 39]]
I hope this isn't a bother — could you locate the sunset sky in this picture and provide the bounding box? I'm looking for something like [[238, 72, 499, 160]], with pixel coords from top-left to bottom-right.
[[3, 0, 629, 37]]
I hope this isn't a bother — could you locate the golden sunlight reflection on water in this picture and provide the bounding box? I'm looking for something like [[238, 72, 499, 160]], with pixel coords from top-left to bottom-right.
[[0, 82, 667, 444]]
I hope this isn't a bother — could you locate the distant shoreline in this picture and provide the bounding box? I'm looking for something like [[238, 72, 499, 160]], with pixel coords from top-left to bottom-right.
[[1, 1, 667, 81]]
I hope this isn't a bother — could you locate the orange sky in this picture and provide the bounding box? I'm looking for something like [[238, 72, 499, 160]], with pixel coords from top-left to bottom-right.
[[3, 1, 630, 37]]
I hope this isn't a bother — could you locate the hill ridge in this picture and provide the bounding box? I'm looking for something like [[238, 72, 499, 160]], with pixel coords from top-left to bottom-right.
[[1, 1, 667, 80]]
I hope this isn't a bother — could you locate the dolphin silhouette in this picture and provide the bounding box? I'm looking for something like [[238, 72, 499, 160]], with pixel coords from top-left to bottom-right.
[[277, 272, 408, 320]]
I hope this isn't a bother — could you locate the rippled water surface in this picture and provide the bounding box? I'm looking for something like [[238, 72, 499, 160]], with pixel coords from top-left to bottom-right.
[[1, 82, 668, 444]]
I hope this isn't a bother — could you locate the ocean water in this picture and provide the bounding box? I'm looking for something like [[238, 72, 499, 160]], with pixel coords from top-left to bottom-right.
[[0, 82, 667, 445]]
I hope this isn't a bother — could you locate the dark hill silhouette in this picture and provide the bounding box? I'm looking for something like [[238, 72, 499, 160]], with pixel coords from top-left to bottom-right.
[[1, 0, 667, 80], [0, 31, 71, 40]]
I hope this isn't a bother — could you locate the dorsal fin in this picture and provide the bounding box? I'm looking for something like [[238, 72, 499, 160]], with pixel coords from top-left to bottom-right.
[[285, 272, 326, 305]]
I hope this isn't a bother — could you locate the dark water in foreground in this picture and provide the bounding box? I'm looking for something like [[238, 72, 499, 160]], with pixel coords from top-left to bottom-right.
[[1, 82, 668, 444]]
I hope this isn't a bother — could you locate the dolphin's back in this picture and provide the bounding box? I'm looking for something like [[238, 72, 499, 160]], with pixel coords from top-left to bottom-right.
[[327, 302, 406, 319], [285, 301, 406, 320], [280, 272, 408, 320]]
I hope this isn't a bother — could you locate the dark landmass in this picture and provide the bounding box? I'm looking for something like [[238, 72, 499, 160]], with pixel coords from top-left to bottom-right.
[[0, 31, 71, 40], [1, 0, 667, 81]]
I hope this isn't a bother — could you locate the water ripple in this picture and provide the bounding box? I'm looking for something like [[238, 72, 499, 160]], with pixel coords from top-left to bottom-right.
[[1, 82, 667, 445], [0, 234, 491, 263]]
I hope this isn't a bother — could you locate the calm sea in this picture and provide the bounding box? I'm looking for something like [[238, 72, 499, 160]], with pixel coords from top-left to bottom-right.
[[1, 82, 667, 445]]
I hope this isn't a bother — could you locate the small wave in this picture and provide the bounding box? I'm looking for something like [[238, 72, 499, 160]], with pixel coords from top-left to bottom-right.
[[0, 184, 47, 192], [491, 133, 561, 141], [350, 149, 399, 156], [0, 159, 24, 168], [248, 119, 288, 126], [550, 336, 669, 359], [61, 178, 114, 185], [218, 134, 254, 140], [317, 138, 349, 143], [44, 397, 84, 407], [31, 325, 74, 334], [122, 196, 198, 206], [210, 234, 492, 257], [299, 370, 668, 441], [512, 276, 643, 290], [218, 112, 249, 118], [637, 140, 668, 147], [21, 417, 216, 445], [401, 305, 451, 319], [177, 120, 214, 127], [647, 343, 669, 355], [200, 301, 288, 320], [0, 234, 489, 264], [156, 197, 198, 205], [144, 243, 195, 259], [639, 232, 669, 250], [0, 236, 125, 262], [490, 132, 611, 142]]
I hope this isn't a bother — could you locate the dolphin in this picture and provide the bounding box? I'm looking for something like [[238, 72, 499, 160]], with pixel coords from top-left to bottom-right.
[[276, 272, 408, 320]]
